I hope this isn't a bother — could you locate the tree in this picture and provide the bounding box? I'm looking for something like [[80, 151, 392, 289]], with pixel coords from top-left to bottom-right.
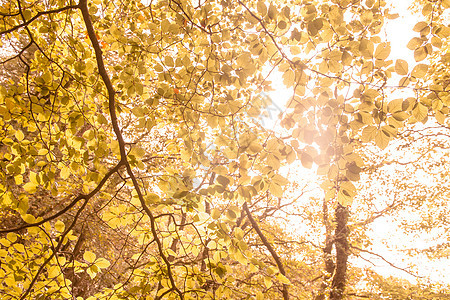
[[1, 0, 449, 299]]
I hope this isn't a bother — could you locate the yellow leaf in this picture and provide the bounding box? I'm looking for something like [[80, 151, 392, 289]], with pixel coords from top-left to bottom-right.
[[38, 148, 48, 156], [394, 59, 408, 75], [55, 220, 65, 233], [387, 98, 404, 113], [431, 36, 442, 48], [374, 43, 390, 60], [256, 292, 264, 300], [414, 47, 427, 62], [435, 110, 445, 124], [14, 175, 23, 185], [95, 258, 111, 269], [0, 238, 10, 247], [337, 189, 353, 206], [226, 209, 237, 220], [86, 265, 98, 279], [412, 103, 428, 122], [407, 37, 422, 50], [264, 276, 273, 289], [83, 251, 97, 263], [22, 214, 36, 224], [13, 243, 25, 252], [282, 69, 295, 88], [411, 64, 428, 78], [145, 193, 160, 205], [277, 273, 291, 285], [375, 130, 390, 149], [29, 171, 39, 185], [60, 166, 71, 179], [15, 130, 24, 141], [48, 265, 60, 278], [269, 183, 284, 198], [7, 233, 17, 243], [211, 208, 221, 220], [23, 182, 37, 193], [413, 21, 428, 32], [300, 152, 313, 168], [272, 174, 289, 186], [257, 1, 267, 16]]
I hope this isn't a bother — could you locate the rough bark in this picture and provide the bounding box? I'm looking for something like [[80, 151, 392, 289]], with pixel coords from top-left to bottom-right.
[[330, 204, 349, 300]]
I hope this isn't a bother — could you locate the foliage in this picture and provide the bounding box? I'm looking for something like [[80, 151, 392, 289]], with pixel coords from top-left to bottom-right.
[[0, 0, 449, 299]]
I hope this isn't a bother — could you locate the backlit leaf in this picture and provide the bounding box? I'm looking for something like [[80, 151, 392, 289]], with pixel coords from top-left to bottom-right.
[[394, 59, 408, 75], [414, 47, 427, 62], [411, 64, 428, 78], [84, 251, 97, 263]]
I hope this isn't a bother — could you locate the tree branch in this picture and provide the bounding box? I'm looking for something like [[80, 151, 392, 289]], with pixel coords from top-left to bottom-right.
[[0, 161, 123, 234], [0, 4, 78, 36], [79, 0, 182, 297], [243, 202, 289, 300]]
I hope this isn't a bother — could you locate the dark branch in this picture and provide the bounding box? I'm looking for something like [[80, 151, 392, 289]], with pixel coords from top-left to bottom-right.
[[243, 202, 289, 300]]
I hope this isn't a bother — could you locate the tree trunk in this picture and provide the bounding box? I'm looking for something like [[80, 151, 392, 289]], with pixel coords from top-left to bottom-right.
[[330, 204, 349, 300]]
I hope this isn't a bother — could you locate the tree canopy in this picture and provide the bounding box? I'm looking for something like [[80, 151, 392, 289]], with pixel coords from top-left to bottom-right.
[[0, 0, 449, 299]]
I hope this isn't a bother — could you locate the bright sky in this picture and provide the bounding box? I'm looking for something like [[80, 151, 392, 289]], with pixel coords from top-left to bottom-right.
[[261, 0, 450, 286]]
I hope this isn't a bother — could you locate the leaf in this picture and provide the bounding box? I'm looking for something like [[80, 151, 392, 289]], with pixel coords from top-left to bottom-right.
[[217, 175, 230, 187], [307, 18, 323, 36], [431, 36, 442, 48], [47, 265, 60, 278], [435, 110, 446, 125], [360, 10, 373, 25], [375, 130, 390, 149], [414, 47, 427, 62], [83, 251, 97, 263], [411, 64, 428, 78], [60, 166, 71, 179], [87, 265, 98, 279], [337, 189, 353, 206], [300, 152, 313, 168], [374, 43, 390, 60], [422, 3, 432, 16], [211, 208, 221, 219], [257, 1, 267, 16], [412, 103, 428, 122], [38, 148, 48, 156], [267, 153, 280, 169], [13, 243, 25, 252], [272, 174, 289, 186], [407, 37, 422, 50], [413, 21, 428, 32], [15, 130, 24, 142], [6, 233, 17, 243], [95, 258, 111, 269], [22, 214, 36, 224], [264, 276, 273, 289], [268, 3, 277, 19], [55, 220, 65, 233], [278, 20, 287, 30], [226, 209, 237, 220], [23, 182, 37, 193], [269, 183, 284, 198], [256, 291, 264, 300], [394, 59, 408, 75], [277, 273, 291, 285], [387, 99, 404, 113], [282, 69, 295, 88], [361, 126, 377, 143], [234, 227, 244, 240], [14, 175, 23, 185], [345, 170, 361, 181]]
